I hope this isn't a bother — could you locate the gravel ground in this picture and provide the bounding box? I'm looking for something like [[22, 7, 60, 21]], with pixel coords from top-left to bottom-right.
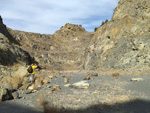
[[1, 72, 150, 113]]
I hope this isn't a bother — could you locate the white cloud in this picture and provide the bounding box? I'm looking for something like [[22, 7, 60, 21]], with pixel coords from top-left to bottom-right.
[[0, 0, 119, 34]]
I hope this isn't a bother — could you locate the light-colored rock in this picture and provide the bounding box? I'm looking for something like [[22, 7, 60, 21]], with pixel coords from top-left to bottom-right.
[[72, 81, 90, 89], [12, 91, 19, 99], [2, 83, 13, 90], [64, 84, 71, 87], [64, 78, 69, 83], [48, 75, 53, 79], [43, 79, 48, 84], [47, 85, 51, 88], [28, 84, 35, 90], [130, 78, 143, 82]]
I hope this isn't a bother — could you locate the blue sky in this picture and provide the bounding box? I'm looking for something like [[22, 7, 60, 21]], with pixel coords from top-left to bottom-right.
[[0, 0, 119, 34]]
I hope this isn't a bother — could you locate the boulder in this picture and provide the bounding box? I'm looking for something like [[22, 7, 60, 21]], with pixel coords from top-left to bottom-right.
[[71, 81, 90, 89], [0, 88, 13, 101], [12, 91, 19, 99], [130, 78, 143, 82]]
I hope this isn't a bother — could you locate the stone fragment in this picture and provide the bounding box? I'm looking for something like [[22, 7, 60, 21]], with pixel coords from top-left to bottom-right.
[[28, 84, 35, 90], [48, 75, 53, 79], [72, 81, 90, 89], [64, 78, 69, 83], [52, 85, 61, 92], [130, 78, 143, 82], [47, 85, 51, 88], [64, 84, 71, 87], [83, 76, 90, 80], [12, 91, 19, 99], [43, 79, 48, 84]]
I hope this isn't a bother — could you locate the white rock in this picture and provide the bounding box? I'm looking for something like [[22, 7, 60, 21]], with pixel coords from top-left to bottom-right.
[[72, 81, 90, 89], [130, 78, 143, 82]]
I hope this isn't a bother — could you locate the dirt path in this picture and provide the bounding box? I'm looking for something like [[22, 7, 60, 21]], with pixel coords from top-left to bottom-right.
[[1, 72, 150, 113]]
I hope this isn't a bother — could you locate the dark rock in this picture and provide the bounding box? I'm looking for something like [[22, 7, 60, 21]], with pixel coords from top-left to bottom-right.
[[0, 88, 13, 101]]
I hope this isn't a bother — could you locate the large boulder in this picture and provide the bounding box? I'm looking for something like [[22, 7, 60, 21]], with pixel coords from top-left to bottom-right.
[[0, 88, 13, 101]]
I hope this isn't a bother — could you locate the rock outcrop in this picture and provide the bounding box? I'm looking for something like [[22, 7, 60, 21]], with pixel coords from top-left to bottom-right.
[[0, 16, 32, 66], [83, 0, 150, 73]]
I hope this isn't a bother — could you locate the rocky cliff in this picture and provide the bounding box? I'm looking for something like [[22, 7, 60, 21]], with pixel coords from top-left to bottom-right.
[[84, 0, 150, 73], [0, 16, 32, 66]]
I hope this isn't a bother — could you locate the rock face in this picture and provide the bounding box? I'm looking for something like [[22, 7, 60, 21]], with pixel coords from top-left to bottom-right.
[[83, 0, 150, 73], [0, 16, 32, 66]]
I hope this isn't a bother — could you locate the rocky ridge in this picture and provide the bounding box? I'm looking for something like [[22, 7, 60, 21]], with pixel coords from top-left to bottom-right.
[[8, 23, 94, 71]]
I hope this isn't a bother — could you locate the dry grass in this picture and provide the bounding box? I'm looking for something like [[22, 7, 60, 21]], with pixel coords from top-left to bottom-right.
[[34, 77, 44, 90], [11, 66, 27, 89], [38, 95, 59, 113], [112, 73, 120, 80], [11, 75, 23, 89]]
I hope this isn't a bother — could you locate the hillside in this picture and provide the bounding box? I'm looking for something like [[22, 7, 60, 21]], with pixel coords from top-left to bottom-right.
[[83, 0, 150, 73], [7, 23, 94, 71]]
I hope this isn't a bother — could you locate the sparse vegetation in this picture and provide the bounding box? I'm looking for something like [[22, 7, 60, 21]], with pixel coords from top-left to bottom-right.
[[94, 19, 109, 31], [94, 27, 98, 31], [38, 95, 59, 113], [101, 19, 109, 26], [10, 66, 27, 89], [112, 73, 120, 80], [101, 21, 105, 26]]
